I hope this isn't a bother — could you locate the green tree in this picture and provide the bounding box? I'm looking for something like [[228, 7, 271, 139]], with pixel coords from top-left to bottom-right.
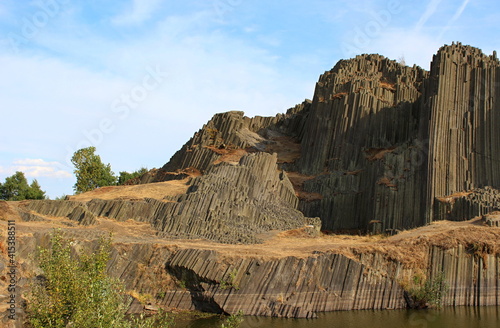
[[71, 147, 117, 194], [117, 167, 148, 185], [26, 179, 46, 200], [0, 171, 45, 200]]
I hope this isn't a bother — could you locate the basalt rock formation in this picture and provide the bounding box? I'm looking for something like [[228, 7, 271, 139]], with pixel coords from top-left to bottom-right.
[[7, 221, 500, 321], [1, 43, 500, 322], [25, 152, 318, 244], [139, 42, 500, 234]]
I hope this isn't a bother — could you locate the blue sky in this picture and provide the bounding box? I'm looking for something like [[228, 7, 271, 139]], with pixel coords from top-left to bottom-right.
[[0, 0, 498, 198]]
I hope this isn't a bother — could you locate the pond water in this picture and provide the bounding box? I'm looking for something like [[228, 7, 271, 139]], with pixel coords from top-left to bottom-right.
[[176, 306, 500, 328]]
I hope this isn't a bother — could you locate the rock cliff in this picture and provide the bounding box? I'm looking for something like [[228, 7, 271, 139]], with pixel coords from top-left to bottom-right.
[[4, 216, 499, 321], [25, 152, 318, 244], [1, 43, 500, 321], [142, 42, 500, 234]]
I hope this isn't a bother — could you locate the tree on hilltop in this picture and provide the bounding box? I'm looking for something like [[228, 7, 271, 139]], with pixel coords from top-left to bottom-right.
[[117, 167, 148, 185], [0, 171, 46, 200], [71, 147, 116, 194]]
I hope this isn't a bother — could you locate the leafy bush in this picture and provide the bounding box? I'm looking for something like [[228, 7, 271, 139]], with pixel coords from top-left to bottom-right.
[[117, 167, 149, 185], [406, 272, 448, 309], [26, 230, 129, 327], [129, 309, 174, 328], [221, 310, 244, 328], [220, 268, 239, 290]]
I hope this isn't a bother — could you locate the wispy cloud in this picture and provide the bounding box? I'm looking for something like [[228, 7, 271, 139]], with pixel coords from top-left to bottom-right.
[[414, 0, 443, 32], [438, 0, 470, 38], [0, 0, 495, 198], [0, 159, 72, 179], [111, 0, 164, 26]]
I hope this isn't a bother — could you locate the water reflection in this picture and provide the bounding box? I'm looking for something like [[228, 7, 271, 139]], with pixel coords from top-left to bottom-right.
[[176, 307, 500, 328]]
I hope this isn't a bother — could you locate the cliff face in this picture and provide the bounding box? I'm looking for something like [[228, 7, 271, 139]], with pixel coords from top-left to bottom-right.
[[2, 43, 500, 321], [295, 54, 429, 231], [426, 44, 500, 218], [9, 222, 500, 319], [145, 43, 499, 234]]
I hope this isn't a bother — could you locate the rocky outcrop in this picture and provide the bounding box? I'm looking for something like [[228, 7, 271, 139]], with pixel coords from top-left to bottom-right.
[[7, 43, 500, 321], [433, 187, 500, 222], [23, 153, 316, 244], [25, 200, 96, 225], [426, 44, 500, 218], [293, 54, 429, 232], [143, 43, 499, 234], [162, 249, 405, 317], [131, 245, 500, 316], [16, 229, 498, 318], [18, 43, 500, 239], [23, 43, 500, 236], [427, 245, 500, 307], [142, 111, 282, 183], [150, 152, 314, 243]]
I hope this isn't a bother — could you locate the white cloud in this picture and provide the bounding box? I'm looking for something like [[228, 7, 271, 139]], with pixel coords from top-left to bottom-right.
[[3, 0, 492, 199], [112, 0, 164, 26], [0, 8, 314, 185], [1, 159, 72, 179]]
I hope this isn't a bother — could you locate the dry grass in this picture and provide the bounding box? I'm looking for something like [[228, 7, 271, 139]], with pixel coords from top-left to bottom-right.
[[380, 81, 396, 91], [332, 92, 348, 100], [436, 191, 473, 203], [286, 172, 316, 189], [204, 145, 230, 155], [377, 176, 397, 189], [0, 200, 21, 221], [286, 172, 323, 201], [365, 147, 396, 161], [345, 170, 363, 176], [2, 199, 500, 272], [68, 179, 190, 202], [264, 136, 301, 164], [296, 191, 324, 202], [212, 148, 248, 165]]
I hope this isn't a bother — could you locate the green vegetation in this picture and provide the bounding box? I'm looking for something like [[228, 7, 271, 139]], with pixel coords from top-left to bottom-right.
[[177, 279, 187, 289], [220, 310, 244, 328], [54, 194, 68, 200], [71, 147, 149, 193], [26, 230, 129, 327], [117, 167, 148, 185], [129, 309, 174, 328], [71, 147, 116, 193], [155, 291, 166, 300], [25, 230, 173, 328], [220, 268, 239, 290], [0, 171, 45, 200], [405, 272, 448, 309]]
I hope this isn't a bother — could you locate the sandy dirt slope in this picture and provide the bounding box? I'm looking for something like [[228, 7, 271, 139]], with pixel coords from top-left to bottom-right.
[[1, 198, 498, 261], [67, 179, 191, 202]]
